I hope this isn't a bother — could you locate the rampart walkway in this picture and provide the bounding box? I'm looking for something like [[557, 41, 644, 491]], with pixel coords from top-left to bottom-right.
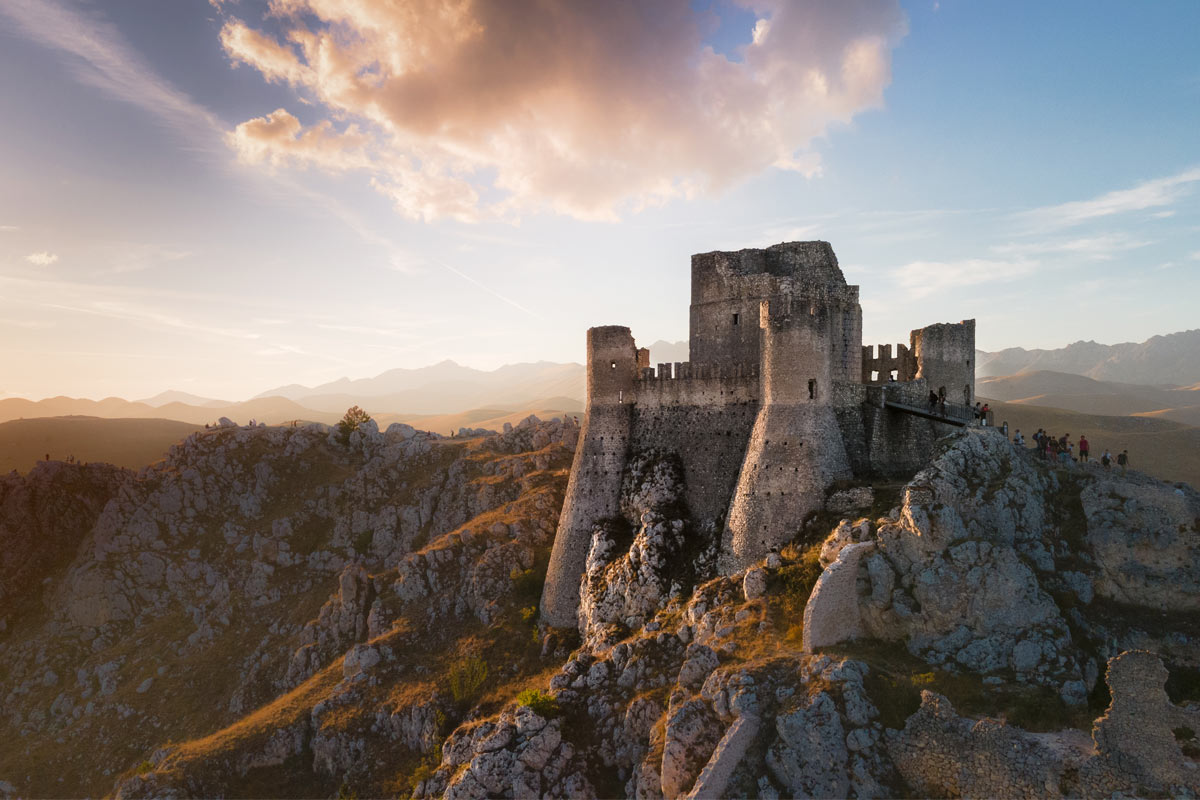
[[882, 386, 977, 427]]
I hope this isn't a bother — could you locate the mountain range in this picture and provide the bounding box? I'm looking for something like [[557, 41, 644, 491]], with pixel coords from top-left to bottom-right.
[[976, 328, 1200, 386]]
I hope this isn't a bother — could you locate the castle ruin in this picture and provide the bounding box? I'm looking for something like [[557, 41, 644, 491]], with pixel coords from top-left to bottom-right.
[[541, 241, 975, 628]]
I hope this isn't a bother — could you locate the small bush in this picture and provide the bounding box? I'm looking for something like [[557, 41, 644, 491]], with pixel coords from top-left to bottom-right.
[[520, 605, 537, 622], [447, 655, 489, 706], [336, 405, 372, 446], [136, 761, 152, 776], [353, 530, 373, 556], [516, 688, 560, 718], [510, 560, 547, 606]]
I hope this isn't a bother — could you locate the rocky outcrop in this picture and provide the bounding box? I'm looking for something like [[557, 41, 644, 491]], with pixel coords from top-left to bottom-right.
[[0, 461, 126, 617], [803, 428, 1200, 705], [1077, 650, 1200, 796]]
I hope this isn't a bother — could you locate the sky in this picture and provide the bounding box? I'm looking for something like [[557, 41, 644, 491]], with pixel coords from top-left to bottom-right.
[[0, 0, 1198, 401]]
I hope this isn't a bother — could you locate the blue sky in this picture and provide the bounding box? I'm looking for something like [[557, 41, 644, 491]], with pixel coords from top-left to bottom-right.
[[0, 0, 1197, 400]]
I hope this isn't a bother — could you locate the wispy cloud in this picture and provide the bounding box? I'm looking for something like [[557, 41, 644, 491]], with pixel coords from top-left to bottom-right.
[[1016, 166, 1200, 231], [891, 258, 1039, 299], [25, 251, 59, 266], [0, 0, 222, 144], [0, 225, 18, 232], [991, 233, 1149, 260]]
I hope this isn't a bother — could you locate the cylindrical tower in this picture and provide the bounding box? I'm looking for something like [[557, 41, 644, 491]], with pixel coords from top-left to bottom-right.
[[720, 294, 852, 573], [540, 326, 637, 628]]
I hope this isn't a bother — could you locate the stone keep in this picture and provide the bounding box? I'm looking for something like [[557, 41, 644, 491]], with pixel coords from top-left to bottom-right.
[[541, 241, 976, 628]]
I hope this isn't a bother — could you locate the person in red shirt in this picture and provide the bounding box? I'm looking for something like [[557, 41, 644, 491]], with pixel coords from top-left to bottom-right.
[[1078, 435, 1090, 463]]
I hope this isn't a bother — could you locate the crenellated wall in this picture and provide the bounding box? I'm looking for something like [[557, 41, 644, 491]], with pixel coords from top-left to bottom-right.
[[632, 368, 759, 531], [540, 242, 976, 628]]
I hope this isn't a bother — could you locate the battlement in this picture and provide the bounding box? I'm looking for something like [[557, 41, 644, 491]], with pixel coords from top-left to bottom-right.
[[541, 241, 977, 628], [637, 361, 759, 381], [862, 342, 916, 383]]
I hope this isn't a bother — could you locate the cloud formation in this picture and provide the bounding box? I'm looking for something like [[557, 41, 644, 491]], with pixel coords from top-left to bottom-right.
[[1018, 166, 1200, 231], [219, 0, 907, 221], [25, 251, 59, 266]]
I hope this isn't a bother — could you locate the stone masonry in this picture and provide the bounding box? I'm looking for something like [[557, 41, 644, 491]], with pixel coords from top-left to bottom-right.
[[541, 241, 976, 627]]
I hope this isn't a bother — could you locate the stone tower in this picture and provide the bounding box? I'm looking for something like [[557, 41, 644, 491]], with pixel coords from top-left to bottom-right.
[[720, 252, 857, 573], [540, 326, 637, 628]]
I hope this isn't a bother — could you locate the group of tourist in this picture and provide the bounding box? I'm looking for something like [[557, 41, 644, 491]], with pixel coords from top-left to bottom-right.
[[1004, 427, 1129, 472]]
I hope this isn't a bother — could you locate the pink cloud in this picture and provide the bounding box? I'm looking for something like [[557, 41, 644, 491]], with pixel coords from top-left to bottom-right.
[[220, 0, 907, 221]]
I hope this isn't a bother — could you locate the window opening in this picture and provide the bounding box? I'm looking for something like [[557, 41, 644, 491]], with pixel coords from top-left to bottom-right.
[[733, 312, 740, 326], [808, 378, 817, 400], [610, 361, 616, 369]]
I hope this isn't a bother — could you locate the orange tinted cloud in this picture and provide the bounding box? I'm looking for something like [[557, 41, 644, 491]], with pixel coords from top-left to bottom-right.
[[221, 0, 906, 221]]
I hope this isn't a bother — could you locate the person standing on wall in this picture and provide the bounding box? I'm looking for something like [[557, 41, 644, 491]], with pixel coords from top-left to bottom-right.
[[1117, 450, 1129, 473], [1078, 434, 1090, 463]]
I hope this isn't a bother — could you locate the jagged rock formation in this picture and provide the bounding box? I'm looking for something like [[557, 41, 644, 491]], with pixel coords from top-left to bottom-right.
[[803, 428, 1200, 705], [0, 415, 578, 797]]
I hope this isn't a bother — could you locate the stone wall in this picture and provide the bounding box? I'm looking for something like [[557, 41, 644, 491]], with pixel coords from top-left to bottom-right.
[[912, 319, 976, 406], [688, 241, 856, 372]]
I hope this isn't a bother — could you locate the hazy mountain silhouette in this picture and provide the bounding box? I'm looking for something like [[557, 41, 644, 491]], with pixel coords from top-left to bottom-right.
[[136, 390, 229, 408], [646, 339, 689, 364], [977, 329, 1200, 386], [254, 360, 585, 414]]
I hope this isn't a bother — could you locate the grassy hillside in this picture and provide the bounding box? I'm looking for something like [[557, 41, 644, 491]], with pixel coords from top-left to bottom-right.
[[392, 403, 582, 436], [0, 416, 203, 474], [978, 399, 1200, 488], [978, 371, 1200, 426]]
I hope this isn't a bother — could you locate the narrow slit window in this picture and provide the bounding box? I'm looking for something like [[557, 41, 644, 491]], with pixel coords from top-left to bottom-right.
[[808, 378, 817, 400], [732, 312, 740, 326]]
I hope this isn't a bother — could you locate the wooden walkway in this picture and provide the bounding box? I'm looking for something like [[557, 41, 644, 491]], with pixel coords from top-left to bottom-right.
[[882, 391, 976, 427]]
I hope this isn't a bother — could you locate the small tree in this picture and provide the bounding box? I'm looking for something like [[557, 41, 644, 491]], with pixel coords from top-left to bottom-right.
[[336, 405, 372, 445]]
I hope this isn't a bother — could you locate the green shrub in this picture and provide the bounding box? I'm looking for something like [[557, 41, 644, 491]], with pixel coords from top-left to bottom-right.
[[510, 564, 546, 605], [516, 688, 560, 718], [447, 655, 489, 705], [353, 530, 373, 555], [136, 761, 152, 776], [336, 405, 372, 446]]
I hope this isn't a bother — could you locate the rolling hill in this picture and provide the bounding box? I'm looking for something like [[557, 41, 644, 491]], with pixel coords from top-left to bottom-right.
[[975, 400, 1200, 488], [0, 416, 205, 474], [977, 370, 1200, 426]]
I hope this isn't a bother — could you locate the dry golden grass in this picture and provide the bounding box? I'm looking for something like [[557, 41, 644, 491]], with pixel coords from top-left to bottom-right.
[[981, 399, 1200, 488], [0, 415, 203, 473]]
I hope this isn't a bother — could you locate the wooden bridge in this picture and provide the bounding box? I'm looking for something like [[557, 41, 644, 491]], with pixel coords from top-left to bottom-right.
[[881, 387, 978, 427]]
